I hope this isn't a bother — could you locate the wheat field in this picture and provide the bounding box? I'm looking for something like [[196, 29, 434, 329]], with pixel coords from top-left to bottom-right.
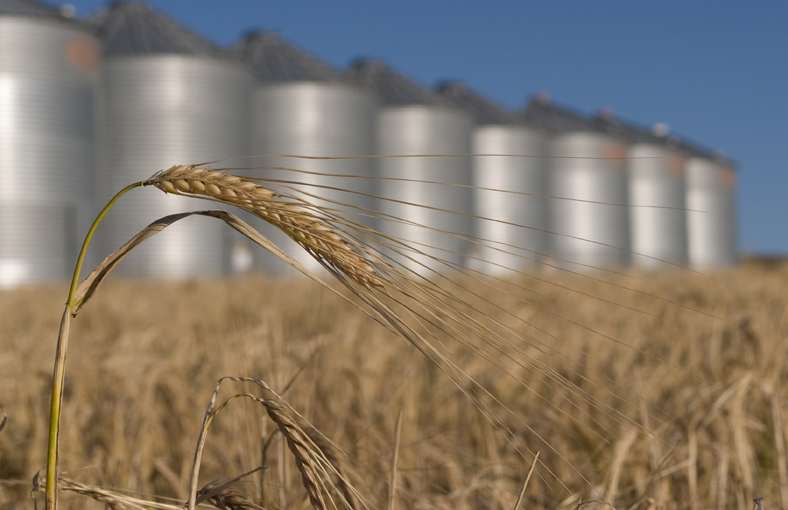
[[1, 257, 786, 509]]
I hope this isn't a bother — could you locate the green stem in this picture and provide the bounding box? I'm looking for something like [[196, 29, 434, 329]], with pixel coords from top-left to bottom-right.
[[46, 181, 143, 510]]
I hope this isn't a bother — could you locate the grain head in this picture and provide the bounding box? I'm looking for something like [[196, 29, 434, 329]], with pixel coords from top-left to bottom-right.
[[143, 165, 381, 289]]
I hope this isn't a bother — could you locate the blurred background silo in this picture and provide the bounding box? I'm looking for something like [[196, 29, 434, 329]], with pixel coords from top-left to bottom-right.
[[232, 32, 377, 276], [92, 1, 252, 279], [521, 97, 631, 270], [436, 82, 548, 276], [347, 60, 472, 276], [0, 0, 99, 287], [685, 147, 738, 269], [594, 115, 689, 269]]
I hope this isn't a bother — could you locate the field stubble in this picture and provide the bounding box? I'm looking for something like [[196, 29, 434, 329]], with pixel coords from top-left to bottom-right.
[[2, 261, 788, 509]]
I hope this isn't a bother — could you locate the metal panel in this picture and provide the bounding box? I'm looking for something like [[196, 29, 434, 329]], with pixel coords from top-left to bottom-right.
[[686, 157, 737, 269], [97, 56, 252, 278], [628, 143, 688, 268], [232, 31, 342, 83], [436, 81, 520, 126], [91, 1, 224, 56], [471, 125, 548, 275], [435, 84, 547, 275], [0, 202, 76, 287], [549, 132, 631, 269], [375, 105, 473, 275], [248, 82, 377, 275], [0, 15, 98, 286], [0, 0, 63, 17]]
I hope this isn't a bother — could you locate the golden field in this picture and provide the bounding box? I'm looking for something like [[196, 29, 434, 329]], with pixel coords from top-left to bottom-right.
[[1, 261, 787, 509]]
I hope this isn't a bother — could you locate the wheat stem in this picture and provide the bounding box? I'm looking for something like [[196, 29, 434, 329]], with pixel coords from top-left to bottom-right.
[[46, 181, 143, 510], [387, 410, 403, 510], [513, 451, 540, 510]]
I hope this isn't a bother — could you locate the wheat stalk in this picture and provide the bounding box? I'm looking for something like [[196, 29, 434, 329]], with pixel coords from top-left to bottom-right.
[[196, 482, 266, 510], [262, 398, 327, 510], [306, 428, 358, 510], [139, 168, 629, 500], [42, 157, 712, 509], [143, 165, 381, 289]]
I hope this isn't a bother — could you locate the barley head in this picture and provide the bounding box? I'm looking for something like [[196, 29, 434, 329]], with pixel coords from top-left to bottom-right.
[[143, 165, 381, 289]]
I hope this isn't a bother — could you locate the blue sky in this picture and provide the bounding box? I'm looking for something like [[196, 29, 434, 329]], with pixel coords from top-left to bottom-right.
[[61, 1, 787, 255]]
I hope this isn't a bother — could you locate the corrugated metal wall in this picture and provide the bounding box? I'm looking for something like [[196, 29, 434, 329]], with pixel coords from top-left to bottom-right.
[[471, 125, 548, 274], [686, 155, 738, 269], [436, 83, 548, 275], [348, 62, 473, 276], [0, 10, 98, 286], [0, 3, 740, 285], [549, 131, 631, 269], [97, 56, 252, 278], [93, 3, 253, 278], [234, 33, 376, 277], [375, 106, 473, 275], [628, 141, 689, 268]]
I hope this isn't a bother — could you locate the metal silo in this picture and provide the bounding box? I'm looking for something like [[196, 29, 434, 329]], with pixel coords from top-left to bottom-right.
[[347, 61, 473, 276], [93, 1, 252, 278], [521, 98, 630, 270], [0, 0, 99, 287], [594, 116, 688, 269], [436, 82, 548, 276], [232, 32, 376, 276], [685, 148, 738, 269]]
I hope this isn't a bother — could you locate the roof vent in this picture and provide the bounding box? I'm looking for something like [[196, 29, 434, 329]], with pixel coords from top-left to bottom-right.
[[533, 91, 551, 105], [652, 122, 670, 137], [596, 107, 615, 121], [60, 3, 75, 17]]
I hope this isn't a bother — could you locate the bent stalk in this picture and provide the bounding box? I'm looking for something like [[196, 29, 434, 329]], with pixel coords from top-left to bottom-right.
[[45, 181, 142, 510]]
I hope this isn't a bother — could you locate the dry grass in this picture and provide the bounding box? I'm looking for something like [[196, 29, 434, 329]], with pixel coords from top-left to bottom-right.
[[2, 260, 788, 509]]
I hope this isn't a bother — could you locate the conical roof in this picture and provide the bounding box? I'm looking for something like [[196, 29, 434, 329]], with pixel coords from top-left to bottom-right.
[[346, 59, 448, 107], [593, 112, 721, 158], [592, 111, 653, 144], [436, 82, 519, 125], [91, 1, 224, 56], [519, 95, 597, 133], [232, 31, 343, 83], [0, 0, 79, 18], [678, 137, 721, 160], [0, 0, 60, 17]]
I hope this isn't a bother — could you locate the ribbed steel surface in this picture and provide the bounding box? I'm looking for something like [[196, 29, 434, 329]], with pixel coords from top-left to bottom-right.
[[92, 1, 224, 56], [0, 15, 98, 286], [0, 0, 63, 17], [376, 106, 473, 274], [628, 143, 688, 268], [471, 126, 548, 274], [436, 84, 548, 275], [685, 156, 737, 269], [0, 203, 76, 286], [549, 131, 631, 269], [248, 82, 377, 276], [97, 56, 252, 278], [232, 31, 342, 83]]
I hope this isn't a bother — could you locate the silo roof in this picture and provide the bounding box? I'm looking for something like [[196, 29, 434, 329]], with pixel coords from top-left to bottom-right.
[[520, 96, 599, 133], [0, 0, 61, 17], [231, 31, 344, 83], [593, 112, 727, 160], [679, 137, 728, 162], [346, 59, 448, 107], [436, 82, 519, 125], [592, 113, 657, 144], [91, 1, 225, 56]]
